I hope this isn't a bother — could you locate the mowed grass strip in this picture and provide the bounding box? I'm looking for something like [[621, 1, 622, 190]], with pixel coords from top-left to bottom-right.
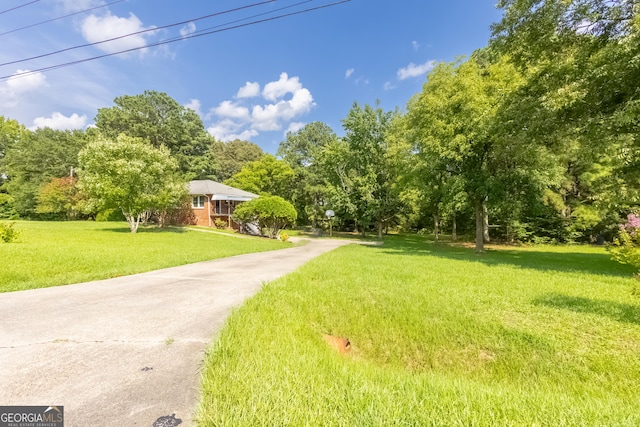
[[0, 221, 285, 293], [196, 235, 640, 426]]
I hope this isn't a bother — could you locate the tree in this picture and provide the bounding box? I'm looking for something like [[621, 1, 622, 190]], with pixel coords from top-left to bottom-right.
[[491, 0, 640, 236], [2, 128, 88, 217], [225, 154, 295, 200], [210, 139, 264, 181], [406, 55, 544, 251], [324, 102, 404, 237], [278, 122, 337, 226], [0, 116, 27, 182], [94, 90, 215, 179], [232, 195, 297, 238], [78, 134, 186, 233], [36, 176, 86, 220]]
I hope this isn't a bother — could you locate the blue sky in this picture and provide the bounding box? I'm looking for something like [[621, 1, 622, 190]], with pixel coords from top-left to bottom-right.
[[0, 0, 502, 153]]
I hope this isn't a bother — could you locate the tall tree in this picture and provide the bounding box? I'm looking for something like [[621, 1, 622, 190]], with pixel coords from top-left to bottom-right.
[[210, 139, 264, 181], [95, 90, 215, 179], [0, 117, 28, 188], [277, 122, 337, 226], [406, 55, 545, 251], [225, 154, 295, 200], [78, 134, 186, 233], [2, 128, 88, 217], [322, 103, 402, 238]]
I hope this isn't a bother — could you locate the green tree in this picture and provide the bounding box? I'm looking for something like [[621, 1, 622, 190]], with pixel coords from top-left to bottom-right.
[[233, 195, 297, 238], [2, 128, 88, 217], [0, 116, 27, 180], [406, 55, 549, 251], [225, 154, 295, 200], [320, 103, 402, 237], [210, 139, 264, 181], [491, 0, 640, 234], [95, 90, 215, 179], [278, 122, 337, 227], [36, 176, 86, 220], [78, 134, 186, 233]]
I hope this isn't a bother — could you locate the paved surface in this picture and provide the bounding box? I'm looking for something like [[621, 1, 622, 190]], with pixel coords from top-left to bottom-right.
[[0, 238, 354, 426]]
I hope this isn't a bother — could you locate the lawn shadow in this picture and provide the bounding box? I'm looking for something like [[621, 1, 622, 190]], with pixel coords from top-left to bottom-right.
[[533, 293, 640, 325], [370, 234, 637, 278], [101, 225, 189, 234]]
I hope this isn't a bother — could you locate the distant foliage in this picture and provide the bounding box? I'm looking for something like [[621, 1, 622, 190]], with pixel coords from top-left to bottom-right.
[[0, 221, 20, 243], [36, 176, 86, 220], [0, 193, 18, 219]]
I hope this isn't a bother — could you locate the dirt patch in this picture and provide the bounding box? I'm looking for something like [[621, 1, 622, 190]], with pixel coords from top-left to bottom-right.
[[322, 334, 351, 354]]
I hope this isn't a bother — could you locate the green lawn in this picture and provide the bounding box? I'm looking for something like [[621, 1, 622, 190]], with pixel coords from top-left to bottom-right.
[[0, 221, 286, 293], [196, 235, 640, 426]]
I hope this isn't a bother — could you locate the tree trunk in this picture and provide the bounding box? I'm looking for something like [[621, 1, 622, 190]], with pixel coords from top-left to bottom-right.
[[378, 221, 383, 239], [452, 214, 457, 242], [433, 213, 439, 242], [475, 201, 484, 253], [482, 199, 490, 243]]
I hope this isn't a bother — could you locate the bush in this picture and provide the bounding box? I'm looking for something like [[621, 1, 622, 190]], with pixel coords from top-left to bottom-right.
[[608, 214, 640, 296], [0, 222, 20, 243], [233, 196, 297, 239], [214, 218, 228, 229]]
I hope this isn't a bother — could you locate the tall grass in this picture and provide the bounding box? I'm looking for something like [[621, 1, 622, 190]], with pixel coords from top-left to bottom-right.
[[0, 221, 285, 292], [196, 236, 640, 426]]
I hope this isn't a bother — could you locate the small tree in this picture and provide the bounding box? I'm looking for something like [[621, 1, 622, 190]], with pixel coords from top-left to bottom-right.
[[36, 176, 86, 219], [78, 134, 186, 233], [233, 196, 297, 238]]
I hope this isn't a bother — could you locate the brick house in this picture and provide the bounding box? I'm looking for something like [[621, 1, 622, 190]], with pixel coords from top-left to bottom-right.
[[188, 180, 258, 228]]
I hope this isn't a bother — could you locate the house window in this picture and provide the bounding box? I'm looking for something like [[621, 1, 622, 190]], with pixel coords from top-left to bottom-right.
[[215, 200, 220, 214], [192, 195, 205, 208]]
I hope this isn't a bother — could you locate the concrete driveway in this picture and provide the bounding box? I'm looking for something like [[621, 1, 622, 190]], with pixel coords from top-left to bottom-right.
[[0, 238, 354, 426]]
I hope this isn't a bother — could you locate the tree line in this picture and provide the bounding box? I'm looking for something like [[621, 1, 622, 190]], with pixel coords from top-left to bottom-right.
[[1, 0, 638, 249]]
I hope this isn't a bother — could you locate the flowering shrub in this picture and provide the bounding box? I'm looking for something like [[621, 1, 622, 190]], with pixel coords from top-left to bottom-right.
[[608, 213, 640, 275]]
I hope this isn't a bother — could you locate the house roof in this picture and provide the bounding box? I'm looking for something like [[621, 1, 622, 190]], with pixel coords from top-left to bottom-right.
[[188, 180, 258, 201]]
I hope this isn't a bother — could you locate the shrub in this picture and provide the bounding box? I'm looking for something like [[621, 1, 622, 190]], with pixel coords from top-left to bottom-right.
[[214, 218, 228, 229], [233, 196, 297, 239], [0, 222, 20, 243]]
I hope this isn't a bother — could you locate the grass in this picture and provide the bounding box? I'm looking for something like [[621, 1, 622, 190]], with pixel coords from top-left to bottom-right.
[[196, 235, 640, 426], [0, 221, 286, 293]]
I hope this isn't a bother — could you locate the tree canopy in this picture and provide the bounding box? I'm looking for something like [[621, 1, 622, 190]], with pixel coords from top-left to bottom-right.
[[78, 134, 186, 233], [95, 90, 215, 179]]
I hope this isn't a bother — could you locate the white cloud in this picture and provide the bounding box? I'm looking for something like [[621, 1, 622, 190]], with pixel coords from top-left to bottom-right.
[[6, 70, 47, 93], [58, 0, 103, 12], [206, 73, 315, 142], [345, 68, 355, 78], [214, 100, 250, 120], [30, 112, 87, 130], [263, 72, 303, 102], [81, 12, 154, 54], [184, 99, 202, 117], [207, 119, 258, 142], [285, 122, 305, 136], [236, 82, 260, 99], [383, 81, 396, 91], [180, 22, 196, 37], [412, 41, 420, 50], [397, 61, 436, 80]]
